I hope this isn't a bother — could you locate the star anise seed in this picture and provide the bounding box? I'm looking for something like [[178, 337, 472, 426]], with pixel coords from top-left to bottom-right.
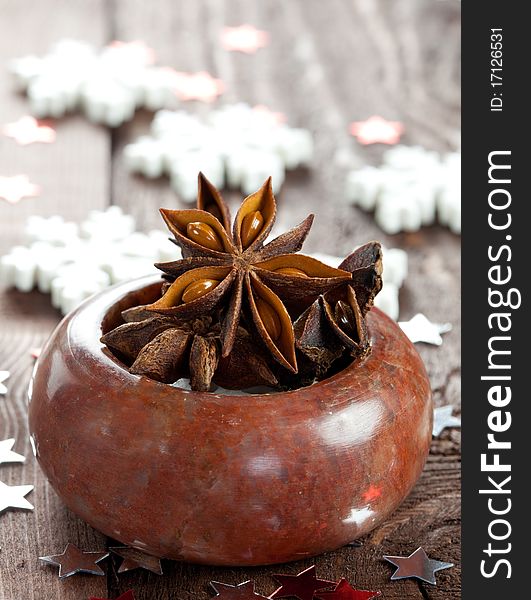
[[149, 173, 351, 373]]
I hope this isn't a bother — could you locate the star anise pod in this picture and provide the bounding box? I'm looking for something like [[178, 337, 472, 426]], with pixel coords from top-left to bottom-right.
[[148, 173, 351, 373], [294, 242, 383, 375], [101, 306, 277, 392]]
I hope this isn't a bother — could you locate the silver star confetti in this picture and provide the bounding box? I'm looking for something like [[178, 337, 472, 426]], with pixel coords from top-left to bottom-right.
[[433, 405, 461, 437], [398, 313, 452, 345], [210, 580, 269, 600], [110, 546, 163, 575], [40, 543, 109, 578], [0, 480, 34, 512], [0, 439, 25, 465], [383, 547, 454, 585], [0, 371, 10, 395]]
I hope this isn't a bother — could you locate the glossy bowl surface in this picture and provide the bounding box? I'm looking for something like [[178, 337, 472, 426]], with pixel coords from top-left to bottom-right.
[[29, 276, 432, 565]]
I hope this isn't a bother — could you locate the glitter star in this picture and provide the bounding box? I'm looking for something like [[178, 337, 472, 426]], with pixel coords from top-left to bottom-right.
[[172, 71, 225, 103], [0, 371, 9, 395], [315, 579, 381, 600], [39, 543, 109, 579], [349, 116, 404, 145], [108, 40, 156, 65], [110, 546, 163, 575], [221, 25, 270, 54], [0, 480, 34, 513], [210, 580, 269, 600], [433, 405, 461, 437], [0, 175, 41, 204], [90, 591, 135, 600], [2, 116, 56, 145], [0, 439, 25, 465], [253, 104, 286, 125], [383, 547, 454, 585], [271, 565, 336, 600], [398, 313, 452, 346]]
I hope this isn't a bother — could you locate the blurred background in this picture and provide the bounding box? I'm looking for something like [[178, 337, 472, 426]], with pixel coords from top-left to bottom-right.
[[0, 1, 461, 599]]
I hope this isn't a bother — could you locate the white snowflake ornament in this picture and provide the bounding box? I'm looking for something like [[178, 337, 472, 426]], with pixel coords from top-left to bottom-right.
[[345, 145, 461, 234], [123, 104, 313, 200], [10, 39, 223, 127], [0, 207, 181, 316]]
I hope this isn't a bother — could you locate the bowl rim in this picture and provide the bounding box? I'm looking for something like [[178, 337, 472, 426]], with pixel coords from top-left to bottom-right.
[[53, 274, 430, 411]]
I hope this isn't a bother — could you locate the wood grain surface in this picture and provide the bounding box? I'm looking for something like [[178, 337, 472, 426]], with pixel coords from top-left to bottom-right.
[[0, 0, 461, 598]]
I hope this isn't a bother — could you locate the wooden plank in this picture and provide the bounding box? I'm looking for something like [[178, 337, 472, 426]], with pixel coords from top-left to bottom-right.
[[0, 1, 110, 599], [107, 0, 460, 599]]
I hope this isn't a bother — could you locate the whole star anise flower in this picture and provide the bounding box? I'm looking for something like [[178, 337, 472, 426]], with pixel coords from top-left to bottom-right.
[[101, 306, 278, 391], [148, 173, 351, 373]]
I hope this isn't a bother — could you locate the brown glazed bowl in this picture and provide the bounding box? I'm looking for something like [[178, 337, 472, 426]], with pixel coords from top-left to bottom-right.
[[28, 275, 432, 566]]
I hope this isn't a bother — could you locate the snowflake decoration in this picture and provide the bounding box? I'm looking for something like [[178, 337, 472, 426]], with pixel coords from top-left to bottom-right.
[[220, 25, 270, 54], [0, 174, 41, 204], [0, 207, 179, 315], [310, 246, 407, 320], [345, 145, 461, 234], [2, 115, 56, 145], [9, 39, 224, 127], [123, 104, 313, 201]]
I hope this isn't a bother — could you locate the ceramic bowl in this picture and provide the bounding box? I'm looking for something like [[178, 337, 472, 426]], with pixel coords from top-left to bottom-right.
[[28, 275, 432, 566]]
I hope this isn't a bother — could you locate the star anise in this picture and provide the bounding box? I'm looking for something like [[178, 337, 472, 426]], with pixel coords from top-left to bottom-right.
[[294, 242, 383, 376], [101, 306, 277, 391], [148, 173, 351, 374]]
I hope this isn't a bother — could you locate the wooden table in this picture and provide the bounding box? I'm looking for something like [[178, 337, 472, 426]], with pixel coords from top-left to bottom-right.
[[0, 1, 461, 598]]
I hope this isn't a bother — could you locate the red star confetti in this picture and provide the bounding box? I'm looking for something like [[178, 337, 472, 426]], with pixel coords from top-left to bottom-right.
[[30, 347, 42, 359], [0, 175, 40, 204], [271, 565, 336, 600], [349, 116, 404, 145], [253, 104, 286, 126], [108, 40, 156, 65], [39, 543, 109, 578], [210, 580, 269, 600], [90, 591, 135, 600], [2, 116, 56, 145], [383, 547, 454, 585], [221, 25, 270, 54], [315, 579, 381, 600], [172, 71, 225, 103]]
